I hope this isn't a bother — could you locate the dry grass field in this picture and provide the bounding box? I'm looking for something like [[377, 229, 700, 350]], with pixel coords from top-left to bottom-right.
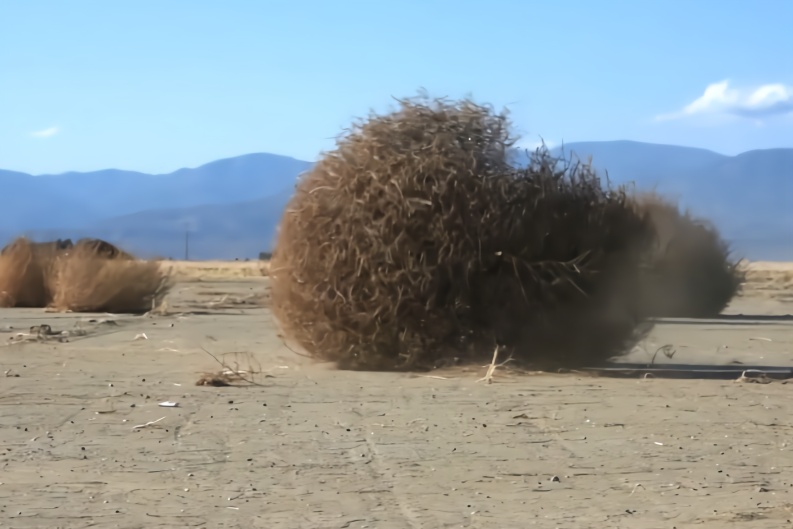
[[163, 259, 269, 281], [1, 260, 792, 528], [741, 261, 793, 299]]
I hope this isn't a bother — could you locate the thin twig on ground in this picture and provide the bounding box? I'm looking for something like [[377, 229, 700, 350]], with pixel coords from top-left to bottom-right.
[[735, 370, 773, 384], [650, 344, 676, 365], [196, 347, 272, 387], [132, 416, 166, 430], [477, 346, 507, 384]]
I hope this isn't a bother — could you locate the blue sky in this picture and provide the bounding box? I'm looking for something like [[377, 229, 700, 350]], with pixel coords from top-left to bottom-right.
[[2, 0, 791, 174]]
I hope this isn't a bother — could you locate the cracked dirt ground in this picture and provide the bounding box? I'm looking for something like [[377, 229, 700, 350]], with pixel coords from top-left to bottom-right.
[[1, 275, 793, 528]]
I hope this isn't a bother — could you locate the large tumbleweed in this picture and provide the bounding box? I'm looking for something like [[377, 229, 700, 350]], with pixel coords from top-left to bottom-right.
[[269, 95, 655, 371]]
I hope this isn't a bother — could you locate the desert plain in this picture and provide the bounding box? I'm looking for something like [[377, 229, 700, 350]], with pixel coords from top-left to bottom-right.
[[1, 261, 792, 528]]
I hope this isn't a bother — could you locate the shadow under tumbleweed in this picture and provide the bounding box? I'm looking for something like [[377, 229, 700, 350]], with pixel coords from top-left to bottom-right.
[[269, 93, 656, 372], [572, 363, 793, 381], [651, 314, 793, 325]]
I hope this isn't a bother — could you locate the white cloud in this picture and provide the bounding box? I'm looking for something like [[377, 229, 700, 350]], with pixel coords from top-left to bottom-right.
[[30, 126, 60, 138], [515, 137, 556, 152], [656, 80, 793, 122]]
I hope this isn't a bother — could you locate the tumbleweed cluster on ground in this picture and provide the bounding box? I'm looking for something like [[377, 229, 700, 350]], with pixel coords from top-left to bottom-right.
[[0, 237, 171, 313]]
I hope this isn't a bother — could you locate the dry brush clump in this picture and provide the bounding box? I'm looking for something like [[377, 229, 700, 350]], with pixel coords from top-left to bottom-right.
[[73, 237, 136, 260], [0, 237, 48, 307], [632, 193, 744, 318], [270, 95, 656, 371], [50, 243, 172, 313], [0, 237, 71, 307], [0, 236, 170, 313]]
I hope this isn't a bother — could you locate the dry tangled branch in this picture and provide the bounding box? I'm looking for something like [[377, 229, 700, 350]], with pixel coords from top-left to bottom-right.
[[195, 349, 271, 387], [269, 94, 655, 371]]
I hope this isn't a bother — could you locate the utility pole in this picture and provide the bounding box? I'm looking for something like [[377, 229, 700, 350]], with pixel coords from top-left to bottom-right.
[[184, 229, 189, 261]]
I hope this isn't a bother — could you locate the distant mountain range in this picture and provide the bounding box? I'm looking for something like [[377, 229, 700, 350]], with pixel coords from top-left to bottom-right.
[[1, 141, 791, 260], [520, 142, 793, 260], [0, 153, 311, 259], [0, 153, 311, 232]]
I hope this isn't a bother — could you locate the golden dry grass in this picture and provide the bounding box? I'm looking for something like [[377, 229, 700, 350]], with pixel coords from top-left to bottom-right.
[[746, 261, 793, 272], [50, 245, 172, 314], [741, 261, 793, 297], [162, 259, 791, 284], [163, 260, 268, 281]]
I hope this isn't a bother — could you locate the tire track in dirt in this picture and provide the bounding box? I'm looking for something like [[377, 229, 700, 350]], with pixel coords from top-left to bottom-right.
[[359, 427, 422, 528]]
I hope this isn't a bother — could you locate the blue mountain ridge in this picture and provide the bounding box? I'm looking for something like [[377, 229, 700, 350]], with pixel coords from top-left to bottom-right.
[[0, 153, 312, 232], [1, 141, 790, 260]]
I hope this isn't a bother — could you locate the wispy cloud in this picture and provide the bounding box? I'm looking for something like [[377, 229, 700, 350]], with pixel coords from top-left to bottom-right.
[[656, 80, 793, 122], [515, 137, 556, 152], [30, 126, 60, 138]]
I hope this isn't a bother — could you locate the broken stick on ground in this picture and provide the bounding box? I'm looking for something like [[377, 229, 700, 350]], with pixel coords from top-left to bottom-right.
[[477, 346, 512, 384]]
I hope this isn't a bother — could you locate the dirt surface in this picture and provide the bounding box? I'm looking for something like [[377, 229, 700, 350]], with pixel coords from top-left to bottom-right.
[[2, 271, 793, 528]]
